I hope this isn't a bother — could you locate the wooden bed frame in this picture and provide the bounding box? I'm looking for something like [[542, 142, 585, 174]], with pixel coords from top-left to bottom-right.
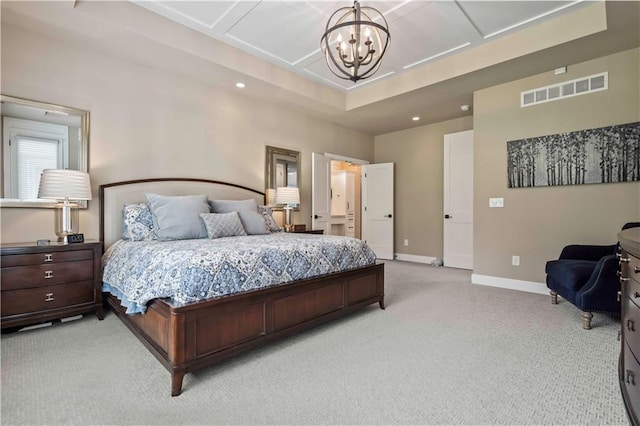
[[99, 178, 385, 396]]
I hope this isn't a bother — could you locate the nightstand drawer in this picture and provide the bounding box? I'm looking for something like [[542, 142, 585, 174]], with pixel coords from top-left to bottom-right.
[[1, 249, 93, 267], [1, 260, 94, 290], [1, 280, 95, 316], [624, 278, 640, 310], [623, 341, 640, 414], [623, 293, 640, 353]]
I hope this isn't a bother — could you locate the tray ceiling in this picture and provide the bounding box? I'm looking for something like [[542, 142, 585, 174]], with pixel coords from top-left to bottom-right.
[[133, 1, 588, 91]]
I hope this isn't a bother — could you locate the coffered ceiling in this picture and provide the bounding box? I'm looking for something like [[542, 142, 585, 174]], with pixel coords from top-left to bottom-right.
[[133, 1, 590, 91]]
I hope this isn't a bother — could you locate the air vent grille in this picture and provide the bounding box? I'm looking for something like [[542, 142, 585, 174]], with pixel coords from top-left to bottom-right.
[[521, 72, 608, 107]]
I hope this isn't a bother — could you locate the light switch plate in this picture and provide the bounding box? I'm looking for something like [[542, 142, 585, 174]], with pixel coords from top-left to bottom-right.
[[489, 198, 504, 208]]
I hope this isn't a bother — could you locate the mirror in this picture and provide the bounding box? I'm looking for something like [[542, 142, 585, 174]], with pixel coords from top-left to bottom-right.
[[265, 145, 300, 210], [0, 95, 89, 208]]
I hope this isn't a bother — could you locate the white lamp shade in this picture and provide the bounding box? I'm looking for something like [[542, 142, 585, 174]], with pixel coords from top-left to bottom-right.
[[38, 169, 92, 201], [275, 186, 299, 205], [266, 188, 277, 205]]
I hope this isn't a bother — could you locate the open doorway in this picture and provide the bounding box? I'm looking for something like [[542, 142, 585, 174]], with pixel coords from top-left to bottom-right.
[[329, 160, 362, 238], [312, 153, 395, 259]]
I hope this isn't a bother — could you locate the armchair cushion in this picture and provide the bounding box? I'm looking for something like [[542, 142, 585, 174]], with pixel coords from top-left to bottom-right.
[[545, 260, 598, 291], [559, 244, 615, 261]]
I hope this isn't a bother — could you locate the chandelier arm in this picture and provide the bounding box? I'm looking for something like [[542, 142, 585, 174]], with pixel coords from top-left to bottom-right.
[[325, 49, 358, 80]]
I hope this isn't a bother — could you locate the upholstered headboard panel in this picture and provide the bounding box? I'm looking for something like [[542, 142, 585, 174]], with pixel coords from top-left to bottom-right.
[[100, 178, 264, 249]]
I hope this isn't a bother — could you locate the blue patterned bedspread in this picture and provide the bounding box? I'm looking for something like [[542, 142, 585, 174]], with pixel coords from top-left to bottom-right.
[[102, 233, 377, 314]]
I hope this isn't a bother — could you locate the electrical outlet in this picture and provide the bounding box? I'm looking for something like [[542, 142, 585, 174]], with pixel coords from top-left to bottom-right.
[[489, 198, 504, 208], [512, 256, 520, 266], [404, 239, 409, 246]]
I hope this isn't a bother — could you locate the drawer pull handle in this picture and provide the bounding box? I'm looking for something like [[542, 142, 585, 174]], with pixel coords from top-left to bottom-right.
[[617, 253, 630, 263], [626, 370, 636, 386], [617, 291, 622, 302], [635, 292, 640, 299], [627, 319, 635, 332], [634, 266, 640, 274], [620, 277, 629, 283], [45, 293, 54, 302], [44, 254, 53, 262], [44, 271, 53, 279]]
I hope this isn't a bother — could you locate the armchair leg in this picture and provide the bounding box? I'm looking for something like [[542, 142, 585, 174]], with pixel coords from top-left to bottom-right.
[[550, 291, 558, 305], [581, 311, 593, 330]]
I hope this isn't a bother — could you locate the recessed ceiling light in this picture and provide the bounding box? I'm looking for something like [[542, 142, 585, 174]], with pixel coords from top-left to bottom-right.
[[412, 116, 420, 121], [235, 82, 246, 88]]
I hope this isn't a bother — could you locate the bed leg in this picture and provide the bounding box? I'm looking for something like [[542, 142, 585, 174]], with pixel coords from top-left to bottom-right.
[[379, 297, 385, 310], [171, 372, 185, 397]]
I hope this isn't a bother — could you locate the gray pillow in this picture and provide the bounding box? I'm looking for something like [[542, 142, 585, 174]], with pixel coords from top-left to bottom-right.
[[145, 193, 209, 241], [200, 212, 247, 239], [208, 199, 268, 235]]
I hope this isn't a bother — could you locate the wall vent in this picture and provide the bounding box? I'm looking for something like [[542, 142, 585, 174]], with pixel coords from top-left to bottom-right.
[[521, 72, 608, 107]]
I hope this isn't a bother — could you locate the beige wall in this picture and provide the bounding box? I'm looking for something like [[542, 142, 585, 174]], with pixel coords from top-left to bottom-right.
[[0, 24, 374, 244], [374, 48, 639, 286], [474, 48, 640, 284], [374, 116, 474, 259]]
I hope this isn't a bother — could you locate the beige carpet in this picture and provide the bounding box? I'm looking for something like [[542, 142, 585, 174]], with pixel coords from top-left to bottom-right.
[[0, 261, 627, 425]]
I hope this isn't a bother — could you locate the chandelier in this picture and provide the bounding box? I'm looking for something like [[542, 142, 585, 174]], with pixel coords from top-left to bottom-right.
[[320, 1, 390, 83]]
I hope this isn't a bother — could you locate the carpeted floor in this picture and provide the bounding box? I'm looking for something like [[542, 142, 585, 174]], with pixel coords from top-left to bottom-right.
[[0, 261, 627, 425]]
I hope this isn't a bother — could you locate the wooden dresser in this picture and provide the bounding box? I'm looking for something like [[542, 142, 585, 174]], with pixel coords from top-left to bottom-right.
[[1, 241, 104, 330], [619, 227, 640, 426]]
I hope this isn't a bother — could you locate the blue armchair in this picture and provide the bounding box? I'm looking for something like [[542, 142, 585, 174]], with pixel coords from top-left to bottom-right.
[[545, 222, 640, 329]]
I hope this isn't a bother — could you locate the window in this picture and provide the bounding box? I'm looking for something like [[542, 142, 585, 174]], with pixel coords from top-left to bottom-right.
[[3, 117, 68, 199]]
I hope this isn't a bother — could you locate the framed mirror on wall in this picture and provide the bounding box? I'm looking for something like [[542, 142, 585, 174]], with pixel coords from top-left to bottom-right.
[[0, 95, 90, 208], [265, 145, 300, 210]]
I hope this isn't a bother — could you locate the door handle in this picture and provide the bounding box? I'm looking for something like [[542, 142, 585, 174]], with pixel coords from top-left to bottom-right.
[[314, 214, 322, 219], [386, 214, 392, 218], [444, 214, 452, 219]]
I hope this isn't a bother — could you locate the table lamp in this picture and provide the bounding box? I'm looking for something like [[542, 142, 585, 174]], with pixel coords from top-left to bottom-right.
[[38, 169, 92, 243], [275, 186, 299, 231]]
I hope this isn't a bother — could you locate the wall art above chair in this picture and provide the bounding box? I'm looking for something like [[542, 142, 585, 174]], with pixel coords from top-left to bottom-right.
[[507, 121, 639, 188]]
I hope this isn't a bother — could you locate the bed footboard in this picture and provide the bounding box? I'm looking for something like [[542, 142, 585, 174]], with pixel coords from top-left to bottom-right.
[[106, 262, 384, 396]]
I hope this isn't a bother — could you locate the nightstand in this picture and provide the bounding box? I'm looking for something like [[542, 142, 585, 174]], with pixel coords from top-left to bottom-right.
[[1, 241, 104, 329], [290, 229, 324, 234]]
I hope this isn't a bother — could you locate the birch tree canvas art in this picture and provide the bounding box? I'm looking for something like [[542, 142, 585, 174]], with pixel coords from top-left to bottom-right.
[[507, 122, 640, 188]]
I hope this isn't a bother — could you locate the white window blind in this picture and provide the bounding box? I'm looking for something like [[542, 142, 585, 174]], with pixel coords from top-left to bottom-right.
[[16, 137, 59, 199]]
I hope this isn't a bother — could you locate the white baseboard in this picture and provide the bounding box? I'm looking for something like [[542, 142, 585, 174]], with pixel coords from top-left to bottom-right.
[[471, 274, 548, 295], [394, 253, 437, 264]]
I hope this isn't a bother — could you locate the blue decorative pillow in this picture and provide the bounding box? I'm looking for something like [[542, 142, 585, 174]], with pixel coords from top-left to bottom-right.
[[209, 199, 269, 235], [200, 212, 247, 239], [258, 205, 283, 233], [122, 203, 157, 241], [146, 193, 210, 241]]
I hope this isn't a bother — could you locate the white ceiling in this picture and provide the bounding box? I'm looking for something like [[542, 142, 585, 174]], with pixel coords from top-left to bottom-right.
[[133, 0, 589, 91]]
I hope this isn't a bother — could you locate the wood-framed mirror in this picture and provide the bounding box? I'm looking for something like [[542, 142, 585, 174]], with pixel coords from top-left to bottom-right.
[[265, 145, 300, 211], [0, 95, 90, 208]]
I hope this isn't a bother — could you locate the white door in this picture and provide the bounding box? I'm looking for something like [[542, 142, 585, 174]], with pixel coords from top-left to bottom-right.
[[362, 163, 394, 260], [312, 153, 331, 234], [443, 130, 473, 269]]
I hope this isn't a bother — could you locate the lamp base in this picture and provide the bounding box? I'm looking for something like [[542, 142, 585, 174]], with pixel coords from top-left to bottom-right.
[[283, 206, 293, 232], [55, 201, 79, 240]]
